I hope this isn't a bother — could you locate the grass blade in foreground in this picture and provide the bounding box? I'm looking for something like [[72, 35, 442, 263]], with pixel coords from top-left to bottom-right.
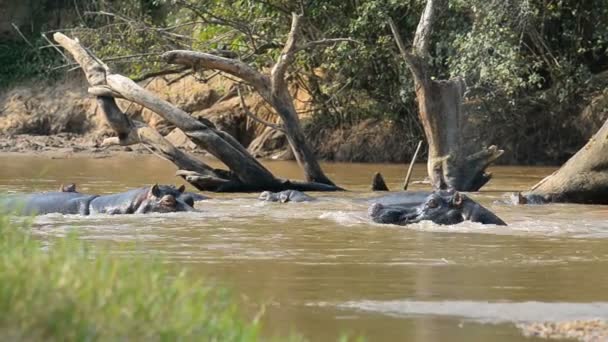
[[0, 214, 261, 341]]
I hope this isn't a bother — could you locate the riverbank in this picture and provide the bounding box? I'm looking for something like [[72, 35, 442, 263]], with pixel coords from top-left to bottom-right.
[[1, 74, 607, 165], [0, 133, 154, 157]]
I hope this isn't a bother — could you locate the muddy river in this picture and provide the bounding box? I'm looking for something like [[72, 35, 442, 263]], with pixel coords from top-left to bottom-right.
[[1, 154, 608, 341]]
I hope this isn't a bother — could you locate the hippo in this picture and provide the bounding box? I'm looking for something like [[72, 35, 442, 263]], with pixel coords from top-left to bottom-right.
[[59, 183, 208, 208], [258, 190, 315, 203], [60, 183, 77, 192], [368, 190, 507, 226], [509, 192, 561, 205], [0, 184, 194, 215]]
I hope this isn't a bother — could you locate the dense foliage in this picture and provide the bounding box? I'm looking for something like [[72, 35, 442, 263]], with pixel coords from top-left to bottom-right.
[[2, 0, 607, 163], [0, 39, 61, 88]]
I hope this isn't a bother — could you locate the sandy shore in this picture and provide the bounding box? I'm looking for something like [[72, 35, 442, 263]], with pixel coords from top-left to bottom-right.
[[518, 320, 608, 342]]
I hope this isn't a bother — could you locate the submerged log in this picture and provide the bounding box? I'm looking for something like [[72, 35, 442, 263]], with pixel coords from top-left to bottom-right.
[[54, 32, 342, 192], [521, 118, 608, 204], [389, 1, 503, 191]]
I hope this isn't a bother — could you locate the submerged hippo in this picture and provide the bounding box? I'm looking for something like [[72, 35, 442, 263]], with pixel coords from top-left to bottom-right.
[[60, 183, 208, 207], [0, 184, 194, 215], [60, 183, 77, 192], [368, 190, 507, 226], [258, 190, 315, 203]]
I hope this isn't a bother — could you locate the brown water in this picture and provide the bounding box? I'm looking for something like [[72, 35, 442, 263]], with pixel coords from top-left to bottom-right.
[[2, 154, 608, 341]]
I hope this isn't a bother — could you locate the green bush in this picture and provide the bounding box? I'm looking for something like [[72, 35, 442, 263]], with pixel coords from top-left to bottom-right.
[[0, 214, 261, 341], [0, 39, 61, 89]]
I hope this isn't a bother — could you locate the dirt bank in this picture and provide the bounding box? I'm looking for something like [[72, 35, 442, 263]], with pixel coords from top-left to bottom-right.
[[1, 74, 607, 164], [0, 133, 152, 157], [0, 73, 292, 158]]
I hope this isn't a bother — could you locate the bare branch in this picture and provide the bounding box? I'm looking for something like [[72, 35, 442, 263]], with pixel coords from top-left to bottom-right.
[[84, 10, 132, 25], [162, 50, 269, 93], [88, 85, 124, 98], [131, 66, 189, 82], [413, 0, 440, 56], [237, 86, 285, 133], [403, 140, 424, 190], [388, 18, 410, 58], [105, 52, 161, 61], [11, 23, 34, 47], [388, 17, 427, 84], [84, 10, 192, 44], [53, 32, 110, 86], [271, 12, 302, 93], [40, 33, 70, 63]]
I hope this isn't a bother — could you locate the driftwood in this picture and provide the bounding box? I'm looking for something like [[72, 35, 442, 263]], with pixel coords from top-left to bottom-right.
[[53, 32, 342, 192], [403, 140, 423, 190], [520, 118, 608, 204], [162, 13, 343, 186], [389, 0, 503, 191]]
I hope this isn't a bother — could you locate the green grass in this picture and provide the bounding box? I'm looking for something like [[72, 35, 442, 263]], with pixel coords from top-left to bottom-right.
[[0, 214, 262, 341]]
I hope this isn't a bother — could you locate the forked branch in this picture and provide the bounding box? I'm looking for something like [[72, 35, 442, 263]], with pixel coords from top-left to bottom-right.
[[237, 86, 285, 133]]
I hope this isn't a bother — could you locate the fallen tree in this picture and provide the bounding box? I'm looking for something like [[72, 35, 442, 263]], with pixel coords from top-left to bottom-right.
[[161, 13, 355, 186], [53, 20, 344, 192], [519, 118, 608, 204], [389, 0, 503, 191]]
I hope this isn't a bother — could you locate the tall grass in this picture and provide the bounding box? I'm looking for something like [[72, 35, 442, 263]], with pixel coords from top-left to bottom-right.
[[0, 214, 261, 341]]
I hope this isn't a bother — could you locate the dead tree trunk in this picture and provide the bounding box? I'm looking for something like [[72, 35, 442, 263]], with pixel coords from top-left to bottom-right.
[[389, 0, 503, 191], [162, 13, 347, 186], [522, 118, 608, 204], [54, 32, 342, 192]]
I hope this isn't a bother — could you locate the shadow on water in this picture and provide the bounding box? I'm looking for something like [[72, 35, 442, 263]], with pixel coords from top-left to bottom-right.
[[1, 154, 608, 341]]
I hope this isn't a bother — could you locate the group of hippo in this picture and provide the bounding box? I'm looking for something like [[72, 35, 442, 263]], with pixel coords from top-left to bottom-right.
[[0, 184, 507, 226]]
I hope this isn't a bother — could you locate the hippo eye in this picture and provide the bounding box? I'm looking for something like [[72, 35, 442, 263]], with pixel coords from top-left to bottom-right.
[[427, 198, 439, 208]]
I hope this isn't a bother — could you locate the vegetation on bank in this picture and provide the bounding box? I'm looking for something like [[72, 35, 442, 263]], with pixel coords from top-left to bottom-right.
[[2, 0, 608, 164], [0, 39, 60, 88], [0, 214, 263, 341]]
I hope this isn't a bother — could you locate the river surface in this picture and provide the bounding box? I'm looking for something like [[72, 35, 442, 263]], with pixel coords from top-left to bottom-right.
[[1, 154, 608, 341]]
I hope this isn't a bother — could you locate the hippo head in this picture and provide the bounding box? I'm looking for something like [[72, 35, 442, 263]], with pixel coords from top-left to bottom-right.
[[369, 190, 506, 226], [258, 191, 280, 202], [258, 190, 314, 203], [138, 185, 194, 213], [60, 183, 77, 192], [154, 184, 193, 207]]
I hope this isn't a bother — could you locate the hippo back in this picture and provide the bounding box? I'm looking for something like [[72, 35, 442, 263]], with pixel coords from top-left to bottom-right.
[[364, 191, 433, 206], [0, 192, 96, 215], [88, 188, 149, 214]]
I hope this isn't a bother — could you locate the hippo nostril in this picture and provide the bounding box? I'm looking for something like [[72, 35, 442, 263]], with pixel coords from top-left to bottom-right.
[[258, 191, 271, 201], [368, 203, 384, 218], [161, 195, 177, 207]]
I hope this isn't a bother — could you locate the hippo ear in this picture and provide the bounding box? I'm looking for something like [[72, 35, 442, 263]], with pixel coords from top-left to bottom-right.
[[452, 191, 463, 208], [150, 184, 161, 197], [178, 185, 186, 193]]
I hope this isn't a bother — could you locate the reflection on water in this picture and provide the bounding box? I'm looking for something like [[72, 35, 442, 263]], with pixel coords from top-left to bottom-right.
[[1, 154, 608, 341]]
